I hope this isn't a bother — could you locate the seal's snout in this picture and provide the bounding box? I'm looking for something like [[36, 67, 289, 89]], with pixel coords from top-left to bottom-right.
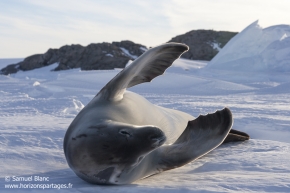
[[146, 127, 163, 137], [151, 136, 166, 148], [145, 127, 166, 147]]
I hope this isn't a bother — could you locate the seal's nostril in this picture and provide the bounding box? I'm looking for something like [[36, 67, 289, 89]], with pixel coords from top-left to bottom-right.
[[119, 130, 132, 137], [149, 134, 159, 140], [151, 136, 166, 148], [120, 131, 129, 135], [148, 130, 164, 140]]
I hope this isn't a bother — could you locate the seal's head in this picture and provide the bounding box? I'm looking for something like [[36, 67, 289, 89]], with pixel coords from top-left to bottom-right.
[[64, 121, 166, 184]]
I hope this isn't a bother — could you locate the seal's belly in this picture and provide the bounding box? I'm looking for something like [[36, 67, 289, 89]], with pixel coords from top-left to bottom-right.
[[108, 91, 194, 144]]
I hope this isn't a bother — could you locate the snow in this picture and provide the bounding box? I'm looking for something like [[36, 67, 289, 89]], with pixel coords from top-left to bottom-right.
[[139, 47, 148, 52], [106, 53, 113, 57], [210, 42, 222, 51], [1, 21, 290, 192], [172, 58, 207, 70], [125, 60, 134, 67], [119, 47, 138, 59]]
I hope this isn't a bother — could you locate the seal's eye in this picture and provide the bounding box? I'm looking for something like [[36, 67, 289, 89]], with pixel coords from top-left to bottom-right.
[[119, 130, 131, 137]]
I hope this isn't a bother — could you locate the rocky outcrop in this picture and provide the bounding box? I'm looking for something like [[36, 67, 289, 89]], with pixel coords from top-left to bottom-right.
[[168, 30, 237, 60], [1, 30, 237, 75], [1, 41, 147, 75]]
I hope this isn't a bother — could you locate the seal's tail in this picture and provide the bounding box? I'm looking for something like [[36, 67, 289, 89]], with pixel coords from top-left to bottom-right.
[[223, 129, 250, 143]]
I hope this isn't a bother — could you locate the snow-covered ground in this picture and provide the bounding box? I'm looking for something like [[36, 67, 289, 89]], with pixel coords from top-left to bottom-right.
[[1, 21, 290, 192]]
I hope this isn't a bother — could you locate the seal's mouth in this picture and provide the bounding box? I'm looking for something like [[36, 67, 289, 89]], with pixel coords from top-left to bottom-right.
[[151, 136, 166, 148]]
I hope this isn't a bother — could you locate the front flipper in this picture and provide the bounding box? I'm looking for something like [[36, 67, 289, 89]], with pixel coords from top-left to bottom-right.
[[96, 43, 188, 101], [156, 108, 233, 171]]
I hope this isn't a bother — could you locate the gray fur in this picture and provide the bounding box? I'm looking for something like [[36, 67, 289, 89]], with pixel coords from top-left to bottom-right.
[[64, 43, 243, 185]]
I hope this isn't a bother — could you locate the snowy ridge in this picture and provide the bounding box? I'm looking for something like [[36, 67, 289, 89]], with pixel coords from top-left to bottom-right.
[[207, 20, 290, 72]]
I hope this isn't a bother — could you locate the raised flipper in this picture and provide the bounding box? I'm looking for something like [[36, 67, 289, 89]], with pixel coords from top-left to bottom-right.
[[96, 43, 188, 101], [223, 129, 250, 143], [112, 108, 233, 183], [156, 108, 233, 171]]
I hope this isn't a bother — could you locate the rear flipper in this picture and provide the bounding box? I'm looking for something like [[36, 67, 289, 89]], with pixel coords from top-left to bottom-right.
[[156, 108, 233, 171], [222, 129, 250, 143], [118, 108, 244, 183]]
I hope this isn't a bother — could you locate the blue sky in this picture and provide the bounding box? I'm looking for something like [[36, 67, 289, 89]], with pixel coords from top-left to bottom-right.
[[1, 0, 290, 58]]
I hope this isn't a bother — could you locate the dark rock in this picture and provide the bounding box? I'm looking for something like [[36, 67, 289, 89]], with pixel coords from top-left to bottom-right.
[[1, 64, 19, 75], [1, 41, 147, 75], [18, 54, 46, 71], [168, 30, 237, 60], [112, 40, 147, 59], [0, 30, 236, 75]]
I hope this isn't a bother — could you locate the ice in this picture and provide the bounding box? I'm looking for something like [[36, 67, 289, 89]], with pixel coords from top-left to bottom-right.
[[1, 21, 290, 192], [32, 81, 40, 86], [207, 21, 290, 73]]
